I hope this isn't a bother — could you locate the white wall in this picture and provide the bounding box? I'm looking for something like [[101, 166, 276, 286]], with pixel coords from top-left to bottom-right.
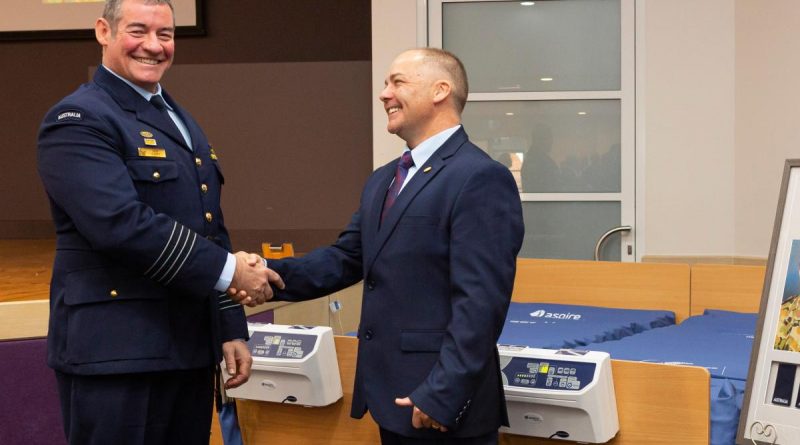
[[371, 0, 421, 168], [371, 0, 795, 260], [734, 0, 800, 258], [641, 0, 736, 257]]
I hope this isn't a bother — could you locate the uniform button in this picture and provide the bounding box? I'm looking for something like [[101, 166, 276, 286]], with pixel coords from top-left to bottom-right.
[[367, 280, 375, 290], [109, 289, 118, 298], [364, 330, 374, 340], [195, 157, 202, 167], [205, 212, 213, 222], [152, 171, 161, 180], [200, 184, 208, 193]]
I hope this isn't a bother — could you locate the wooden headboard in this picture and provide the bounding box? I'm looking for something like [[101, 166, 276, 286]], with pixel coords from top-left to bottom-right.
[[689, 264, 765, 316], [513, 259, 692, 322]]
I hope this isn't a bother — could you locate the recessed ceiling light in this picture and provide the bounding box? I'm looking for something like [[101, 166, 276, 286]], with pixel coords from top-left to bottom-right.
[[540, 77, 553, 82], [577, 111, 588, 115], [505, 112, 515, 116], [521, 1, 535, 5]]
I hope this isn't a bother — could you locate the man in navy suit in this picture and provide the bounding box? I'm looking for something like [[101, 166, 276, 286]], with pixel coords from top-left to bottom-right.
[[37, 1, 280, 443], [256, 48, 524, 444]]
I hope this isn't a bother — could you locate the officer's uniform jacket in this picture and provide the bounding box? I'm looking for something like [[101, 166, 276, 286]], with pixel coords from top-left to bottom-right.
[[37, 66, 247, 375]]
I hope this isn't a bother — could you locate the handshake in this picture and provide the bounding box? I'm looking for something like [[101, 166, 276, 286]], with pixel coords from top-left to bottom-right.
[[227, 251, 285, 307]]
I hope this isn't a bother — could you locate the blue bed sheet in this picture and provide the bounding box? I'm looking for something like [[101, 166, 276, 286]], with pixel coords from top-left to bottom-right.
[[589, 310, 756, 445], [589, 309, 756, 380], [497, 302, 676, 349]]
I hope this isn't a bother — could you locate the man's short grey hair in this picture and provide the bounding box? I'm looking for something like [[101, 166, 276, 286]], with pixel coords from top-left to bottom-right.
[[416, 47, 469, 113], [103, 0, 175, 32]]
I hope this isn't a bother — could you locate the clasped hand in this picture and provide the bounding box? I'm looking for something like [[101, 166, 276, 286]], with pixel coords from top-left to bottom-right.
[[227, 251, 285, 306]]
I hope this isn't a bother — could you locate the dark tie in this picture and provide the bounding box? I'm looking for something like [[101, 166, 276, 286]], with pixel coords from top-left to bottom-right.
[[381, 151, 414, 222], [149, 94, 170, 113], [150, 95, 184, 144]]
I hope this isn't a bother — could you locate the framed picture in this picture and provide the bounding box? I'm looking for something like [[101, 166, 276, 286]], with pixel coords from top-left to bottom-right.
[[0, 0, 204, 41], [738, 159, 800, 444]]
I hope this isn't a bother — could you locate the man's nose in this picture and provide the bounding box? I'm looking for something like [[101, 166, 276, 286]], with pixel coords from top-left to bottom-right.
[[379, 85, 392, 102], [142, 33, 162, 53]]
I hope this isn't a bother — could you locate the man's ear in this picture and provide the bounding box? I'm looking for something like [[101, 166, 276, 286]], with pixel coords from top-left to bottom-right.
[[95, 18, 111, 46], [432, 80, 453, 105]]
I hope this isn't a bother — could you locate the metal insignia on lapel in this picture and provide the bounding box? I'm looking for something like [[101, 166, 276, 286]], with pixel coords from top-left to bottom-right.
[[423, 166, 432, 173], [143, 138, 157, 146], [210, 147, 218, 160], [140, 131, 154, 138]]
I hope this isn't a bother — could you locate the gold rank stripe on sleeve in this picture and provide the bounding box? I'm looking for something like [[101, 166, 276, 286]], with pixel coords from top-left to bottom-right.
[[138, 147, 167, 158], [144, 222, 198, 285]]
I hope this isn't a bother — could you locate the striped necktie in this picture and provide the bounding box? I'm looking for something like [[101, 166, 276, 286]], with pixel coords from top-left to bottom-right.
[[381, 151, 414, 223]]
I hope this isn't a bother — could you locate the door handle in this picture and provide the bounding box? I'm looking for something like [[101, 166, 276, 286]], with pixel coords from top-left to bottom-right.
[[594, 225, 632, 261]]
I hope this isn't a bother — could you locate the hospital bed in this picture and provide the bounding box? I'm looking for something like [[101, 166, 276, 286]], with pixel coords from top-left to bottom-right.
[[590, 309, 756, 445], [236, 259, 716, 444], [501, 262, 763, 445], [1, 249, 763, 444]]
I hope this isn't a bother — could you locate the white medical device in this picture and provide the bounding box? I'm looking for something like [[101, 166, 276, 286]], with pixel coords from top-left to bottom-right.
[[222, 323, 343, 407], [498, 346, 619, 443]]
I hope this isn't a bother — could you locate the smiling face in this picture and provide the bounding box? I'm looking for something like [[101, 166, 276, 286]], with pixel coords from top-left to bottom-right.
[[379, 50, 443, 148], [96, 0, 175, 93]]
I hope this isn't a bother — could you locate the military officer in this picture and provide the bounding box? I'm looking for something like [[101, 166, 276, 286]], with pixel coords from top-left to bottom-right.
[[36, 1, 280, 443]]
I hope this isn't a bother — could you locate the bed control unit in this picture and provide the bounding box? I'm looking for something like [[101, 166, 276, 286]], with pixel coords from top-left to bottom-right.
[[222, 323, 343, 406], [498, 346, 619, 443]]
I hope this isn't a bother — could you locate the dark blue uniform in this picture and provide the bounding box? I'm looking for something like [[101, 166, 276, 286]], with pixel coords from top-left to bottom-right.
[[37, 66, 247, 444]]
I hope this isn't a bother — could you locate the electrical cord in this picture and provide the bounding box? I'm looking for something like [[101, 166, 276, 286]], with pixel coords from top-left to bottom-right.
[[548, 431, 570, 439], [281, 396, 297, 404]]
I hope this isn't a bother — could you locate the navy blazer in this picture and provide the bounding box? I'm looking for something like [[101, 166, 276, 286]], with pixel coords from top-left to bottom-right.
[[37, 67, 247, 375], [271, 128, 524, 439]]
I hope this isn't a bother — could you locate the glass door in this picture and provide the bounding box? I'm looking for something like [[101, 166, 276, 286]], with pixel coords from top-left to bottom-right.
[[428, 0, 635, 261]]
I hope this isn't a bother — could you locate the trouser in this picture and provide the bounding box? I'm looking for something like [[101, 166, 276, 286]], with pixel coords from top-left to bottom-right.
[[379, 427, 498, 445], [55, 367, 215, 445]]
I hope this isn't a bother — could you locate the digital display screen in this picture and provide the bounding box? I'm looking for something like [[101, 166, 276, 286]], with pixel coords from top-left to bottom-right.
[[248, 332, 317, 359], [501, 357, 596, 391]]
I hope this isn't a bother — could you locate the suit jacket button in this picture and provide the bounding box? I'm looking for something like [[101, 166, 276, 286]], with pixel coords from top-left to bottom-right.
[[195, 157, 202, 167], [364, 330, 373, 340], [367, 280, 375, 290], [201, 183, 208, 193], [205, 212, 213, 222]]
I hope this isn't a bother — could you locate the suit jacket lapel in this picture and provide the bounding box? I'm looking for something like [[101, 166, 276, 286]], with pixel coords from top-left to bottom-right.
[[163, 91, 200, 152], [365, 128, 468, 273], [94, 67, 191, 151], [362, 164, 395, 270]]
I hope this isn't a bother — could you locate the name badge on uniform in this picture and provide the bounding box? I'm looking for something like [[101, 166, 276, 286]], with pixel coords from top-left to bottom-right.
[[138, 147, 167, 158]]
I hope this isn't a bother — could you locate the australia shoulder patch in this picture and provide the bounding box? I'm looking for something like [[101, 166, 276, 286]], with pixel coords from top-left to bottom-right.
[[56, 110, 83, 122]]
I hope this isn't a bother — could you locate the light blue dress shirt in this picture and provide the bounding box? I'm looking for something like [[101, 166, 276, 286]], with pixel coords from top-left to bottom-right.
[[102, 65, 193, 148], [398, 124, 461, 192]]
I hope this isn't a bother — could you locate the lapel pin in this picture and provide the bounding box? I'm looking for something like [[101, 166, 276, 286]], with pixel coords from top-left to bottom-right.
[[423, 166, 432, 173]]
